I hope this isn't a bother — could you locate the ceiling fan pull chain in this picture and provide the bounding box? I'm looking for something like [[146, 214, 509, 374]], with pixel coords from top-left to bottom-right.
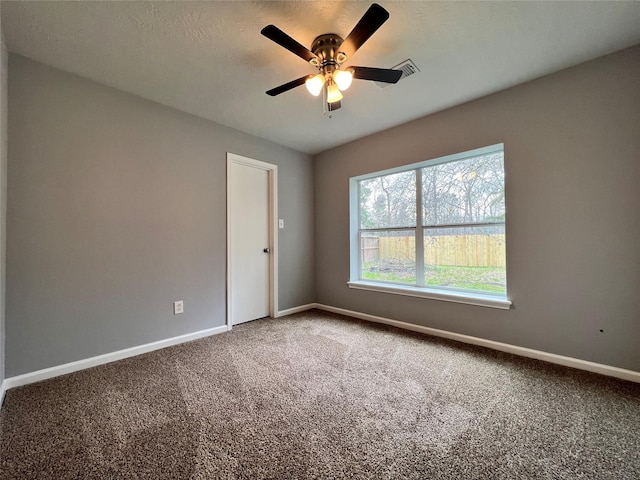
[[322, 83, 327, 117]]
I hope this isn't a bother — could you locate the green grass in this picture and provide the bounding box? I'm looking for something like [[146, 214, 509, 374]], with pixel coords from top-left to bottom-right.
[[361, 261, 416, 284], [362, 262, 506, 294], [362, 270, 415, 284]]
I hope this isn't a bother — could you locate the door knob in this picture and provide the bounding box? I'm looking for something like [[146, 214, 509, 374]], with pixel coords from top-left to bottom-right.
[[263, 248, 270, 253]]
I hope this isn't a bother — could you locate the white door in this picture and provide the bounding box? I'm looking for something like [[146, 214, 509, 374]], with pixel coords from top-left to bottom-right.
[[227, 155, 276, 325]]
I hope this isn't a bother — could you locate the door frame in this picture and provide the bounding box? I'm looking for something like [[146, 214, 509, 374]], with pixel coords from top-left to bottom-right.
[[226, 152, 278, 330]]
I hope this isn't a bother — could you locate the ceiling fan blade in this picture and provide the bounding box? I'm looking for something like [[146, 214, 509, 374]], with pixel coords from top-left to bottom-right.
[[266, 75, 313, 96], [261, 25, 317, 63], [339, 3, 390, 60], [351, 66, 402, 84]]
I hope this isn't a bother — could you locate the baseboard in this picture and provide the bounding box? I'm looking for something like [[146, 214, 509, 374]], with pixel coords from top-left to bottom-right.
[[315, 304, 640, 384], [0, 379, 6, 408], [2, 325, 229, 393], [4, 304, 637, 402], [276, 303, 317, 317]]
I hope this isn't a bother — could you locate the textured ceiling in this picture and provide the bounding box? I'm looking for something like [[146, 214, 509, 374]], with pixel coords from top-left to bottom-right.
[[2, 1, 640, 154]]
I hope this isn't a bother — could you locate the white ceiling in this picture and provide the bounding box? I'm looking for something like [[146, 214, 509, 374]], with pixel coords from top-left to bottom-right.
[[2, 1, 639, 154]]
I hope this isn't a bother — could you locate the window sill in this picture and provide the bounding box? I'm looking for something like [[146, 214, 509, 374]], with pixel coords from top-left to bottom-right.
[[347, 280, 512, 310]]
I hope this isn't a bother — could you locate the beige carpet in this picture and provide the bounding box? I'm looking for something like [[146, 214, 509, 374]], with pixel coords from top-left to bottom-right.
[[1, 309, 639, 479]]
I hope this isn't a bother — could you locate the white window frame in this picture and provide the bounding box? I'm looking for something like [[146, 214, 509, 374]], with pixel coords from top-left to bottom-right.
[[348, 144, 511, 310]]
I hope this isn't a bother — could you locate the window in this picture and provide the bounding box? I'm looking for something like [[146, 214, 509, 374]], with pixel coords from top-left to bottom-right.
[[349, 144, 510, 309]]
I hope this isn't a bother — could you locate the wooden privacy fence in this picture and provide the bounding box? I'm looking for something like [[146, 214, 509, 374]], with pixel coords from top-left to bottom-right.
[[361, 236, 380, 263], [362, 234, 506, 267]]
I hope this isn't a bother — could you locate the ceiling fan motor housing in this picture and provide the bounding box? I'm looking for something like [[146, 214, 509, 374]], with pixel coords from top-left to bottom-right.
[[310, 34, 346, 75]]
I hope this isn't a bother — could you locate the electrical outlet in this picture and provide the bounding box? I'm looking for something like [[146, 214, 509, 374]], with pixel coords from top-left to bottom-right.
[[174, 300, 184, 315], [279, 219, 285, 229]]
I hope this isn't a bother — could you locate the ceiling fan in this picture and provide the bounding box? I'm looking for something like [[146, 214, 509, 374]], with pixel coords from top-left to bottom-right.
[[261, 3, 402, 112]]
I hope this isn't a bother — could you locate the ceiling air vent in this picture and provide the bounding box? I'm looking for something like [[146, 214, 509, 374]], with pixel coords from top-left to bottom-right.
[[375, 59, 420, 89]]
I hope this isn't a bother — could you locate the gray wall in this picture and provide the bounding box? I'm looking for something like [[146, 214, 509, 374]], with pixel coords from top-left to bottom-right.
[[0, 34, 7, 386], [314, 45, 640, 371], [6, 55, 314, 377]]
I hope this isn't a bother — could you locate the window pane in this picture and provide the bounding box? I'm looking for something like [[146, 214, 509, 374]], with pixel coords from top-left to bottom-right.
[[361, 230, 416, 285], [422, 152, 505, 226], [360, 171, 416, 229], [424, 225, 506, 294]]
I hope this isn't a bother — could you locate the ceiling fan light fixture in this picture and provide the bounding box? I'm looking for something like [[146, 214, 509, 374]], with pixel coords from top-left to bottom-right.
[[326, 81, 344, 103], [305, 74, 325, 96], [333, 69, 353, 91]]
